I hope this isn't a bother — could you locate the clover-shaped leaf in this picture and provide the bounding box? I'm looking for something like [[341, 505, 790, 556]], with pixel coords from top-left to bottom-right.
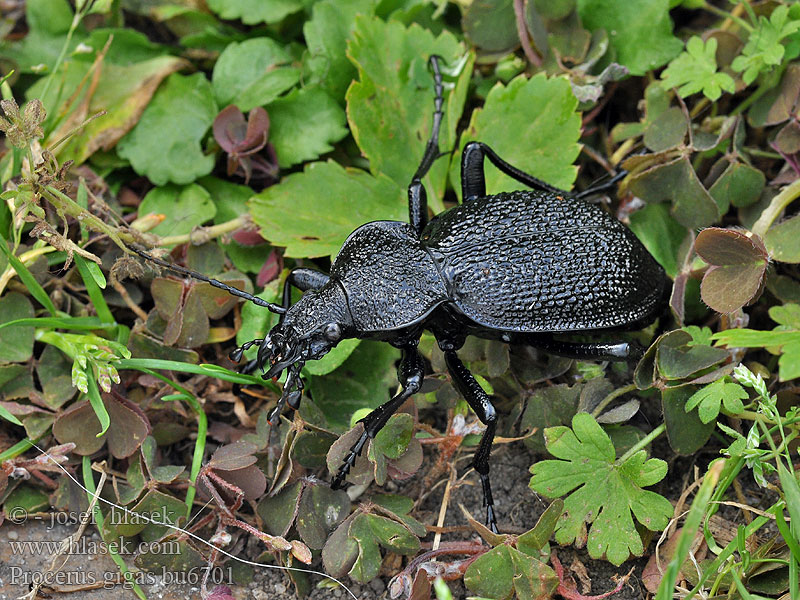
[[212, 105, 278, 184], [199, 439, 266, 502], [52, 391, 150, 459], [660, 36, 735, 101], [327, 413, 422, 489], [529, 413, 672, 566], [151, 272, 251, 348], [322, 507, 421, 582], [695, 227, 768, 314], [258, 478, 350, 549]]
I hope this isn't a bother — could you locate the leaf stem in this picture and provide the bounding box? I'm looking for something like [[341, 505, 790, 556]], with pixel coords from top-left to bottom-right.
[[702, 1, 753, 32], [156, 215, 250, 247], [513, 0, 542, 67], [592, 383, 636, 418], [616, 423, 666, 465], [751, 178, 800, 237]]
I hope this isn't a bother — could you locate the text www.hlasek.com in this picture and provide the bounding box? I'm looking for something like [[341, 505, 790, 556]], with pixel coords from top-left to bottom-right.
[[8, 537, 181, 556]]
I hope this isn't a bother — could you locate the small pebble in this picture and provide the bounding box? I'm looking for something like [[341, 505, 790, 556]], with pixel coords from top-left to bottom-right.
[[7, 530, 18, 540], [369, 578, 385, 593]]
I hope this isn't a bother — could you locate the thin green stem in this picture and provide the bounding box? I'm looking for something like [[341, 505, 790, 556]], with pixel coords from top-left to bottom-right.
[[616, 423, 666, 465], [156, 215, 250, 247], [39, 11, 83, 103], [81, 457, 147, 600], [752, 178, 800, 238], [702, 1, 753, 32], [139, 368, 208, 518], [592, 383, 636, 418], [0, 437, 40, 462], [731, 82, 771, 116]]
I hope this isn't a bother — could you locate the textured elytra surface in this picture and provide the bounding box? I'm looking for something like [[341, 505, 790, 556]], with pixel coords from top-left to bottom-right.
[[422, 191, 666, 332], [331, 221, 448, 331]]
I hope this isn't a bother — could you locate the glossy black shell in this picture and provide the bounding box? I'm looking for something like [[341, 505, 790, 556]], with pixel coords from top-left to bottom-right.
[[330, 190, 666, 335]]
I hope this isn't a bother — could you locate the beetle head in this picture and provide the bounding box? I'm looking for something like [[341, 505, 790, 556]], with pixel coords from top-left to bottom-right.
[[252, 282, 352, 424]]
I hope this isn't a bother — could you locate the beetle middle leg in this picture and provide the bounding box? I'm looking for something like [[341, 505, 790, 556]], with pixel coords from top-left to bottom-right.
[[443, 348, 500, 533], [460, 141, 568, 201], [331, 341, 425, 490]]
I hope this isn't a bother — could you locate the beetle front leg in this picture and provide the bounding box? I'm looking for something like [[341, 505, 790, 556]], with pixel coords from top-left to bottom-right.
[[331, 341, 425, 490], [408, 55, 445, 236], [443, 349, 500, 533]]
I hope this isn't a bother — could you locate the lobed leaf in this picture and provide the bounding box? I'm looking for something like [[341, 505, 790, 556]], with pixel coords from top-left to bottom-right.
[[529, 413, 671, 565]]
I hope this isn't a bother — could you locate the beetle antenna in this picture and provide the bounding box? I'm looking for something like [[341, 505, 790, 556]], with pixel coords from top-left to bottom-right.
[[131, 247, 286, 314]]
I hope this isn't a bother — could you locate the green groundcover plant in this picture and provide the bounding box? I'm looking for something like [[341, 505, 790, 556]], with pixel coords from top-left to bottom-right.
[[0, 1, 799, 599]]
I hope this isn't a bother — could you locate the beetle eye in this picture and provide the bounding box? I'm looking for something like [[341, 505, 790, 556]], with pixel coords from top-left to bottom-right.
[[323, 323, 341, 341]]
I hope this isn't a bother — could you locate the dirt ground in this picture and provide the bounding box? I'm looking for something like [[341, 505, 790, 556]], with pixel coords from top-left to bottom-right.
[[0, 442, 658, 600]]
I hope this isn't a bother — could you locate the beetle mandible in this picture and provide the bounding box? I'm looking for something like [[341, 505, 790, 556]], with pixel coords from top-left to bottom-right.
[[136, 56, 667, 533]]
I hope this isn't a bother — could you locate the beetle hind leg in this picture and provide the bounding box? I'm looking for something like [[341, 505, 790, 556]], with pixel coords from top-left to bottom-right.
[[460, 141, 568, 202], [331, 342, 425, 490], [443, 349, 500, 533], [524, 335, 644, 361]]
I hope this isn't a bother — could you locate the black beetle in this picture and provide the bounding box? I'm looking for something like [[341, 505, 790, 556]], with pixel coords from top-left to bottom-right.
[[135, 56, 666, 533]]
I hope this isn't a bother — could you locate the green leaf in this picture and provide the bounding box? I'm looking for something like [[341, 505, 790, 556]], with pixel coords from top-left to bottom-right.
[[766, 213, 800, 263], [267, 86, 348, 168], [463, 0, 518, 53], [712, 306, 800, 381], [0, 292, 35, 363], [138, 184, 216, 240], [627, 203, 686, 279], [250, 160, 406, 258], [520, 384, 581, 453], [732, 5, 800, 85], [660, 36, 735, 101], [372, 413, 413, 459], [577, 0, 683, 76], [212, 38, 300, 111], [39, 43, 188, 166], [685, 378, 748, 424], [529, 412, 672, 566], [709, 162, 765, 211], [303, 338, 360, 376], [663, 386, 716, 454], [1, 0, 83, 74], [464, 544, 514, 598], [303, 0, 376, 101], [509, 546, 559, 599], [627, 156, 719, 230], [117, 73, 217, 186], [206, 0, 303, 25], [347, 17, 467, 211], [452, 73, 581, 199]]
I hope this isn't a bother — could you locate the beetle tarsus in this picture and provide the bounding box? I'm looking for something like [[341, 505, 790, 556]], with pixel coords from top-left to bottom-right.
[[332, 343, 424, 489], [444, 348, 499, 533]]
